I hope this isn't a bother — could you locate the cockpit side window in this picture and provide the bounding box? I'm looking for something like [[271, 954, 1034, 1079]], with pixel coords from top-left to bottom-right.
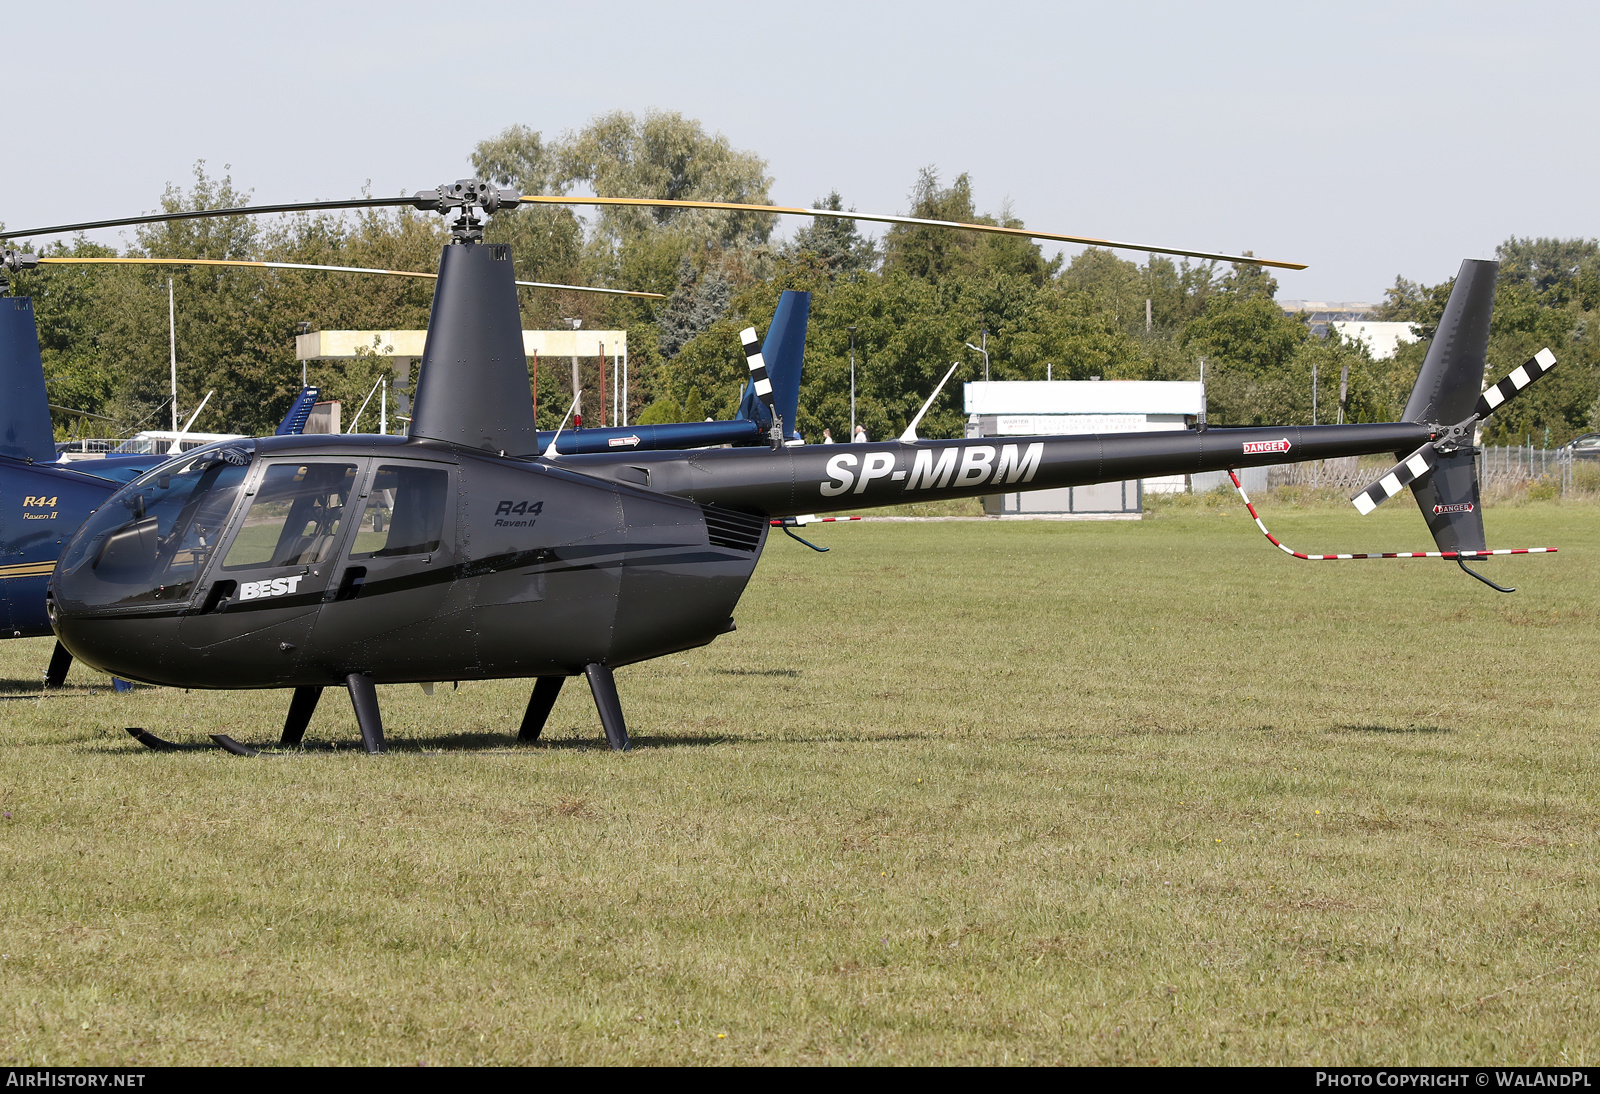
[[223, 464, 358, 570], [349, 465, 448, 558], [54, 443, 254, 611]]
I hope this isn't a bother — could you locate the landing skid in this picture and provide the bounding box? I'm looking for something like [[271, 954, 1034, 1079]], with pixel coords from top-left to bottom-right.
[[126, 727, 268, 755], [128, 666, 634, 755], [125, 727, 213, 752]]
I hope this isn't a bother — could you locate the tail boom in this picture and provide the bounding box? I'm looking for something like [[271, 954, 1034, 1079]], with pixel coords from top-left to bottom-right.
[[563, 422, 1434, 519]]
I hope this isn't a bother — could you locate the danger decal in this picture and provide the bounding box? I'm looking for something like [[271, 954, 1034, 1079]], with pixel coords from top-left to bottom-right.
[[1433, 502, 1475, 514], [1241, 438, 1291, 455]]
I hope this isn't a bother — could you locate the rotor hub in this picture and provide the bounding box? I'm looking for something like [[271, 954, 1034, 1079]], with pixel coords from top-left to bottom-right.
[[0, 249, 39, 296], [1432, 418, 1478, 455], [413, 179, 520, 244]]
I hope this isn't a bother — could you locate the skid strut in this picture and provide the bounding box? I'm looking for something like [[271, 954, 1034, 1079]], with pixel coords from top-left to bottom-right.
[[44, 642, 72, 689], [347, 673, 385, 753], [584, 664, 629, 751], [281, 686, 323, 746], [519, 677, 565, 741]]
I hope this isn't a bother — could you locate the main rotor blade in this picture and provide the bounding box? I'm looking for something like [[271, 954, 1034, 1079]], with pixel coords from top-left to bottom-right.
[[33, 256, 664, 298], [519, 196, 1309, 270], [2, 197, 418, 240], [4, 187, 1308, 269]]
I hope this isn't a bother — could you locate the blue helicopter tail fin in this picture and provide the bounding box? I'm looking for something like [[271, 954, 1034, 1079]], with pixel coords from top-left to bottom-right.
[[275, 386, 321, 435], [738, 290, 809, 440], [0, 297, 59, 464]]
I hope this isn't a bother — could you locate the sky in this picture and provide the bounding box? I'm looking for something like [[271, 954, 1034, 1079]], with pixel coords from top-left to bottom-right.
[[5, 0, 1597, 302]]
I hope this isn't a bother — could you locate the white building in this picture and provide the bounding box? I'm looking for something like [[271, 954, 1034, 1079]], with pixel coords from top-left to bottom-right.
[[1330, 320, 1417, 360], [964, 380, 1205, 516]]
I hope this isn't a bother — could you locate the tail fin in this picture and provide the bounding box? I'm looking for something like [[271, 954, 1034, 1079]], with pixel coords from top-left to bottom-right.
[[1412, 449, 1485, 553], [275, 386, 321, 436], [0, 297, 59, 464], [1403, 259, 1497, 426], [738, 290, 809, 440], [1403, 259, 1498, 553]]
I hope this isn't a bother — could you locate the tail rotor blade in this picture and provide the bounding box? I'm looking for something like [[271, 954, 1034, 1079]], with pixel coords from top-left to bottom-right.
[[1475, 348, 1557, 419], [1352, 443, 1438, 515], [739, 326, 783, 448]]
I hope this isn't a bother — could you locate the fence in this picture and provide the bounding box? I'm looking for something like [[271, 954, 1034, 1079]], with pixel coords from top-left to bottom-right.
[[1264, 447, 1593, 498]]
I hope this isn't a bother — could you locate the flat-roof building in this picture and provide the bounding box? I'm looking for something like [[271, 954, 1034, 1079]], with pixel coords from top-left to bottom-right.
[[963, 380, 1206, 517]]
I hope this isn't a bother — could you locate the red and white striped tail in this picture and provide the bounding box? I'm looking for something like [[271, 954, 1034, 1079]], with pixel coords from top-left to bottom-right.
[[1229, 471, 1555, 561]]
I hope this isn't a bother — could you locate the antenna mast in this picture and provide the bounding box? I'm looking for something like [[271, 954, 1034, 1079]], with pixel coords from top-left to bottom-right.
[[168, 278, 179, 432]]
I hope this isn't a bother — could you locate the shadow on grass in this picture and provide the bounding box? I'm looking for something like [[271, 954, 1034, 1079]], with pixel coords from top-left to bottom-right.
[[409, 731, 734, 752], [111, 729, 739, 755], [1332, 723, 1453, 735], [109, 725, 1038, 755], [0, 681, 110, 699], [711, 668, 801, 677]]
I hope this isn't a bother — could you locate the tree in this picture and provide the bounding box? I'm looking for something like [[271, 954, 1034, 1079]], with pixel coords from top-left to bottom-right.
[[656, 254, 733, 359], [553, 110, 774, 257], [1496, 236, 1600, 301], [471, 123, 565, 198], [1218, 254, 1279, 301], [782, 191, 876, 275], [1179, 281, 1309, 425], [883, 167, 978, 281]]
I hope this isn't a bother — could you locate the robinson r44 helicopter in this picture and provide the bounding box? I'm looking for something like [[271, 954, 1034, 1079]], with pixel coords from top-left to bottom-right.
[[1, 180, 1556, 754], [0, 243, 807, 686]]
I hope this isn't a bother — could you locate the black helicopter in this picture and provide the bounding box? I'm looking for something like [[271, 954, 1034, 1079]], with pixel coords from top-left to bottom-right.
[[0, 244, 797, 687], [2, 180, 1555, 754]]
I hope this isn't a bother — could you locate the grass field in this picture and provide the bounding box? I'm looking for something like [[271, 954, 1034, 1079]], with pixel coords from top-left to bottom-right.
[[1, 496, 1597, 1065]]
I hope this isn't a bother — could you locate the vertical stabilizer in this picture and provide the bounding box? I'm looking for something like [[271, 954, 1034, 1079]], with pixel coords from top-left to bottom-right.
[[0, 298, 57, 464], [738, 290, 810, 440], [1402, 259, 1498, 552], [409, 243, 536, 455], [275, 386, 321, 435], [1403, 259, 1496, 425]]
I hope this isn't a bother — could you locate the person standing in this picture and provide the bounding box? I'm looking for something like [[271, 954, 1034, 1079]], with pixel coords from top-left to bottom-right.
[[822, 428, 834, 444], [853, 424, 867, 444]]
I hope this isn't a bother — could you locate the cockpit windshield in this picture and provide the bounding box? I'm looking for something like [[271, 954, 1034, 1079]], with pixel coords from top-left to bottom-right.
[[55, 441, 255, 611]]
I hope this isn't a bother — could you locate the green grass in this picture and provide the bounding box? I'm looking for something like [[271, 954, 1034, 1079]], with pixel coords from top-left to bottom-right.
[[2, 501, 1598, 1064]]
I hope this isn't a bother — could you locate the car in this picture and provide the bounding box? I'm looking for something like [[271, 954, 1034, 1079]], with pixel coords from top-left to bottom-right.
[[1559, 432, 1600, 459]]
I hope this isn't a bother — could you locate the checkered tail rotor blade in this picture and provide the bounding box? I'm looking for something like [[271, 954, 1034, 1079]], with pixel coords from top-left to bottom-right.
[[739, 326, 783, 448], [1352, 443, 1439, 515], [1475, 348, 1557, 419]]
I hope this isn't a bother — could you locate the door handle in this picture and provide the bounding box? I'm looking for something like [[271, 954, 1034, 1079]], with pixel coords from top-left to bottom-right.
[[334, 567, 367, 602], [201, 580, 237, 614]]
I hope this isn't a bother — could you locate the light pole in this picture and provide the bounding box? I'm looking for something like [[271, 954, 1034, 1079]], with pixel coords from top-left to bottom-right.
[[562, 317, 583, 429], [848, 326, 857, 441], [964, 326, 990, 382], [295, 321, 311, 388]]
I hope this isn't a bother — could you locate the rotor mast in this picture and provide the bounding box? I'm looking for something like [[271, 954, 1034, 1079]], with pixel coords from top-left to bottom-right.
[[406, 180, 538, 455]]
